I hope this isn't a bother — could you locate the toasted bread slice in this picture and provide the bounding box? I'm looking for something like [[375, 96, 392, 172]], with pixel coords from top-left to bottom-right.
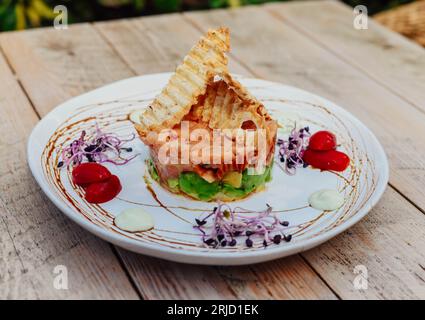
[[135, 27, 230, 136], [134, 27, 275, 142], [202, 80, 267, 131]]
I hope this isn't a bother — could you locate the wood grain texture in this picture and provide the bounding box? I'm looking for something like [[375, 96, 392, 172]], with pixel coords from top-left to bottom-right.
[[266, 0, 425, 113], [94, 14, 248, 76], [95, 14, 337, 300], [303, 188, 425, 299], [120, 253, 336, 300], [0, 53, 138, 299], [0, 24, 133, 116], [184, 5, 425, 299]]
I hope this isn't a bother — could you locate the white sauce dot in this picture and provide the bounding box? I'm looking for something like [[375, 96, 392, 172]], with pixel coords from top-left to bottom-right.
[[308, 189, 345, 211], [115, 208, 154, 232]]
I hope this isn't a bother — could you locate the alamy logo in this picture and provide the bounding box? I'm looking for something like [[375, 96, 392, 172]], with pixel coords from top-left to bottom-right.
[[152, 121, 268, 174], [353, 5, 368, 30], [53, 5, 68, 30], [353, 265, 368, 290], [53, 265, 69, 290]]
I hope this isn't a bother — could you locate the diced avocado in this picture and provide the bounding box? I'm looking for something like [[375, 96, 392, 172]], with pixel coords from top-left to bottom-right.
[[167, 178, 179, 192], [175, 165, 272, 201], [167, 178, 179, 189], [222, 166, 271, 198], [241, 167, 269, 193], [179, 172, 220, 201], [222, 171, 242, 188], [222, 184, 248, 198]]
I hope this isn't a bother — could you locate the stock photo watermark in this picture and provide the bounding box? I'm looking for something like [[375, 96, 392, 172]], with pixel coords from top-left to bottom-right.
[[51, 4, 369, 33], [353, 5, 368, 30], [53, 265, 69, 290], [53, 5, 68, 30], [353, 264, 368, 290], [147, 121, 269, 175]]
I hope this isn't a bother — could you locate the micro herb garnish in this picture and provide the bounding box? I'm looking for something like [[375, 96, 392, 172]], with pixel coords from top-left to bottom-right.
[[194, 203, 293, 248], [58, 124, 138, 168], [277, 125, 311, 175]]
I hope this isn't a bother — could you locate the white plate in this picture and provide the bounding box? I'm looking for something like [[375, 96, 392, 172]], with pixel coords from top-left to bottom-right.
[[27, 73, 389, 265]]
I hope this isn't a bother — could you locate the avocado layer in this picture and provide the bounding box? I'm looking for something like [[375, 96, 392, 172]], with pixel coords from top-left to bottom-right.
[[148, 160, 272, 201], [179, 172, 221, 201]]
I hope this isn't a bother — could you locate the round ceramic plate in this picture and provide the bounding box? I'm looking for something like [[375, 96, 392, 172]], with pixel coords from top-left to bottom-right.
[[27, 73, 388, 265]]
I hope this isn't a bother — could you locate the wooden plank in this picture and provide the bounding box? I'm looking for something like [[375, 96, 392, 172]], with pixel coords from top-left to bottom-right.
[[95, 15, 337, 300], [266, 0, 425, 113], [120, 253, 336, 300], [184, 5, 425, 215], [184, 5, 425, 299], [303, 187, 425, 299], [0, 52, 138, 299], [94, 15, 248, 76], [0, 24, 133, 116]]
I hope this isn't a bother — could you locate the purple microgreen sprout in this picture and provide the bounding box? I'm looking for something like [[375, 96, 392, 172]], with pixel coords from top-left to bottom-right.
[[277, 125, 311, 175], [59, 123, 138, 168], [194, 203, 292, 248]]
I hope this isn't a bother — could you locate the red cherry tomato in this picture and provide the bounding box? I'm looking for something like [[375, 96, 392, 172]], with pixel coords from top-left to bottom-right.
[[303, 149, 350, 172], [85, 175, 122, 204], [72, 163, 111, 186], [308, 131, 337, 151]]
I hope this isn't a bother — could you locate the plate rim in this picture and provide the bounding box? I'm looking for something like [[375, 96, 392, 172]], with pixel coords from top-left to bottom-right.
[[27, 73, 389, 265]]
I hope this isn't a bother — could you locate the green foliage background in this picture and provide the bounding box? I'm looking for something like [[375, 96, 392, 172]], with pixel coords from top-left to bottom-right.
[[0, 0, 415, 31]]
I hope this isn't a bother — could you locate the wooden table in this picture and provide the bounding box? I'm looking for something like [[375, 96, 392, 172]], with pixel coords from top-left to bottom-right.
[[1, 0, 424, 299]]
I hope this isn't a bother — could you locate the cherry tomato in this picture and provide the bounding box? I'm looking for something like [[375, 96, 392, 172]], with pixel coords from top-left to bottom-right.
[[72, 163, 111, 186], [85, 175, 122, 204], [303, 149, 350, 172], [308, 131, 337, 151]]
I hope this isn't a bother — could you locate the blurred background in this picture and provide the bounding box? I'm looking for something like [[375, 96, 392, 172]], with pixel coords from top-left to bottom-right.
[[0, 0, 423, 46]]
